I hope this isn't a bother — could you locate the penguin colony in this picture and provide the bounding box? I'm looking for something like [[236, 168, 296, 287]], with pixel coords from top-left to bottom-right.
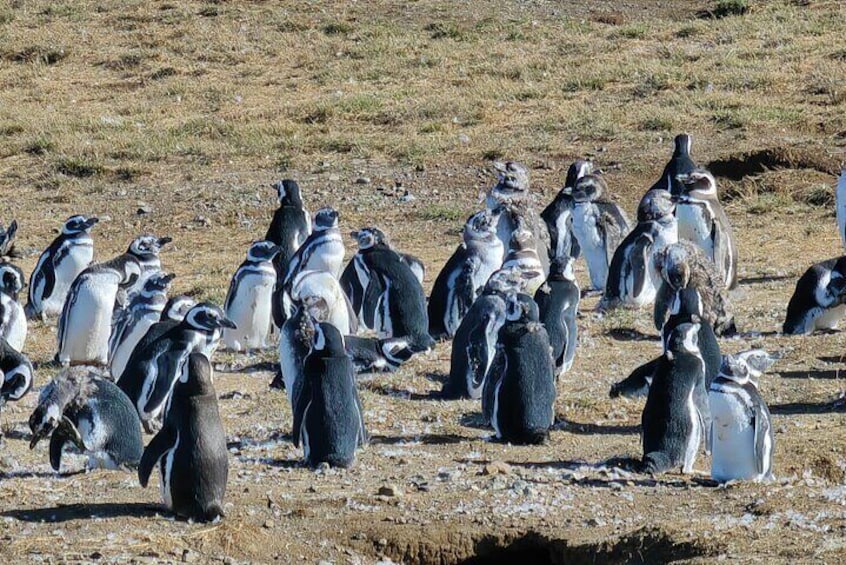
[[4, 132, 845, 524]]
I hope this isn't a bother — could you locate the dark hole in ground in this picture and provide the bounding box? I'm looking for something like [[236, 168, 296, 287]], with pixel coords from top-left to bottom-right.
[[706, 147, 839, 182]]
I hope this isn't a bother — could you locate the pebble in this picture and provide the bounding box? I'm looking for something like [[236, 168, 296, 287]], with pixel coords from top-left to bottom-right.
[[137, 205, 151, 215], [483, 461, 512, 476], [181, 549, 197, 563], [263, 519, 274, 529], [377, 484, 403, 498], [399, 191, 416, 203], [355, 177, 371, 185]]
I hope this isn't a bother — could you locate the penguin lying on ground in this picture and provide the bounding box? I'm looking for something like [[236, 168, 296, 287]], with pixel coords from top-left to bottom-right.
[[344, 335, 415, 374], [783, 256, 846, 335], [139, 353, 228, 522], [541, 160, 590, 265], [0, 219, 18, 259], [222, 241, 280, 352], [29, 367, 143, 472], [534, 257, 580, 378], [0, 263, 27, 351]]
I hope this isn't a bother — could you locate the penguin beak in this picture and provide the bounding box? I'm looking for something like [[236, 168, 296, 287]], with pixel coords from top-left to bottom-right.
[[218, 317, 237, 329], [85, 217, 100, 229], [29, 425, 50, 449]]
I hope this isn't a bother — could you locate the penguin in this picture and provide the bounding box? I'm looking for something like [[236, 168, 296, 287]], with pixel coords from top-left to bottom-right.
[[0, 219, 18, 259], [284, 207, 344, 284], [293, 320, 367, 468], [709, 355, 775, 483], [139, 353, 228, 522], [290, 270, 356, 336], [652, 133, 697, 195], [26, 214, 98, 320], [427, 210, 504, 339], [0, 262, 27, 351], [28, 367, 143, 472], [109, 272, 176, 380], [265, 179, 311, 329], [600, 188, 678, 310], [121, 235, 173, 304], [732, 349, 778, 383], [442, 268, 525, 400], [501, 226, 545, 295], [344, 335, 415, 374], [571, 173, 631, 290], [654, 241, 736, 336], [0, 338, 34, 420], [641, 322, 707, 475], [222, 240, 281, 352], [534, 256, 580, 378], [125, 296, 198, 366], [117, 303, 235, 432], [56, 254, 143, 367], [674, 169, 737, 290], [540, 160, 590, 264], [836, 169, 846, 251], [783, 256, 846, 335], [276, 296, 322, 400]]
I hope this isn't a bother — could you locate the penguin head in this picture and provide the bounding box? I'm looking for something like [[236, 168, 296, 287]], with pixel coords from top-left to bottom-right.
[[637, 189, 675, 223], [351, 226, 387, 250], [674, 169, 717, 201], [246, 240, 282, 262], [311, 320, 346, 355], [718, 355, 752, 385], [571, 174, 606, 204], [507, 226, 536, 254], [673, 133, 692, 158], [128, 234, 172, 258], [505, 292, 540, 323], [0, 263, 25, 297], [313, 207, 339, 231], [63, 215, 99, 235], [492, 161, 530, 194], [549, 256, 576, 281], [485, 267, 527, 295], [733, 349, 778, 380], [666, 322, 701, 359], [669, 287, 703, 317], [273, 179, 303, 206], [185, 303, 237, 333], [29, 367, 98, 449], [660, 244, 691, 290], [141, 272, 176, 296], [463, 210, 497, 242], [162, 295, 196, 322], [564, 159, 593, 189], [175, 352, 215, 395]]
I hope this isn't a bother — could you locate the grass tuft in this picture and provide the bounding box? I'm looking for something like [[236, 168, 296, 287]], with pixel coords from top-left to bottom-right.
[[54, 157, 103, 178]]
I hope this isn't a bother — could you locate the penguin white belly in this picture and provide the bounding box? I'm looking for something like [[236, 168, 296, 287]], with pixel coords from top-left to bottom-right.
[[837, 170, 846, 250], [676, 205, 713, 259], [160, 431, 180, 509], [648, 226, 678, 293], [573, 204, 608, 289], [554, 209, 572, 259], [474, 248, 504, 293], [224, 272, 275, 351], [0, 295, 26, 351], [279, 334, 301, 404], [111, 315, 157, 379], [443, 268, 463, 337], [60, 277, 119, 365], [43, 245, 93, 317], [815, 304, 846, 331], [324, 290, 352, 336], [307, 243, 345, 280], [79, 407, 118, 470], [682, 387, 701, 473], [709, 392, 758, 482]]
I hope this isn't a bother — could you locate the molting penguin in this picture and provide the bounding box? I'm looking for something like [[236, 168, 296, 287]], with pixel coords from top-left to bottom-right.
[[293, 321, 367, 468], [482, 293, 556, 444], [836, 170, 846, 251], [265, 179, 311, 328], [571, 173, 631, 290], [501, 225, 545, 295], [534, 257, 580, 378], [674, 169, 737, 290], [541, 160, 591, 264], [29, 367, 143, 472], [783, 256, 846, 335], [0, 263, 27, 351], [0, 338, 34, 421], [291, 269, 356, 336], [442, 269, 525, 400], [276, 295, 322, 401], [641, 322, 707, 475], [139, 353, 228, 522], [222, 240, 281, 352], [57, 255, 143, 367], [652, 133, 697, 196], [0, 219, 18, 259], [600, 189, 678, 310], [109, 272, 176, 380], [428, 210, 504, 339], [123, 235, 173, 299], [709, 355, 774, 483], [26, 215, 98, 320], [117, 303, 235, 432]]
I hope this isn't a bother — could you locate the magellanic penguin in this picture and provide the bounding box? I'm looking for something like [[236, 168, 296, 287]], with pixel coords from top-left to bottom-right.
[[652, 133, 697, 196], [534, 257, 580, 378], [124, 295, 197, 366], [122, 234, 173, 299], [654, 241, 736, 336], [265, 179, 311, 329], [109, 272, 176, 380], [0, 219, 18, 259], [482, 293, 556, 444], [0, 338, 34, 420], [26, 215, 98, 320], [600, 189, 678, 310], [117, 303, 235, 433], [56, 254, 143, 367], [674, 169, 737, 290], [222, 240, 281, 352], [293, 321, 367, 468], [783, 256, 846, 335], [541, 160, 591, 264], [442, 268, 525, 400], [29, 367, 143, 472], [571, 173, 631, 291], [709, 355, 774, 483], [344, 335, 415, 374], [501, 225, 545, 295], [139, 353, 228, 522], [0, 263, 27, 351], [290, 269, 356, 336], [277, 296, 322, 402], [428, 210, 504, 340], [836, 170, 846, 251]]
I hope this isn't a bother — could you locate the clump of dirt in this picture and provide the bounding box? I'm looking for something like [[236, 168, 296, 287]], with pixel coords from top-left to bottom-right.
[[809, 455, 846, 485]]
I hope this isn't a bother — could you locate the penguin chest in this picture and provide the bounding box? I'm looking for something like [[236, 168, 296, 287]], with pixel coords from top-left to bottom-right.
[[573, 205, 607, 288], [45, 242, 93, 315], [78, 405, 118, 470], [224, 269, 275, 350], [60, 275, 119, 364], [553, 208, 573, 259], [676, 204, 713, 256], [709, 391, 757, 481], [649, 225, 678, 285], [111, 315, 157, 379], [0, 294, 26, 351], [305, 238, 345, 279]]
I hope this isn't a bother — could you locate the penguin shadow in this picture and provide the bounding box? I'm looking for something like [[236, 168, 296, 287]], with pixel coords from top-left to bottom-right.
[[817, 355, 846, 364], [1, 502, 162, 523], [776, 369, 843, 380], [215, 361, 277, 374], [505, 458, 701, 489], [605, 328, 659, 343], [2, 428, 33, 441], [555, 418, 640, 436], [369, 433, 469, 446], [769, 400, 845, 416], [738, 274, 792, 285], [358, 381, 441, 401]]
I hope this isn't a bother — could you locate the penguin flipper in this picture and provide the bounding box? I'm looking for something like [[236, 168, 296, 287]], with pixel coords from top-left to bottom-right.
[[138, 426, 175, 487], [40, 253, 58, 307], [361, 276, 384, 330], [630, 234, 654, 301], [753, 401, 773, 476], [653, 281, 672, 332], [610, 357, 659, 398], [223, 268, 240, 314], [48, 416, 82, 472], [481, 347, 506, 425], [352, 380, 368, 446], [142, 349, 189, 418], [291, 373, 312, 448]]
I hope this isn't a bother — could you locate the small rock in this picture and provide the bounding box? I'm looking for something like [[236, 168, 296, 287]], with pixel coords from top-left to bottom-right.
[[458, 133, 470, 144], [378, 484, 403, 498], [376, 538, 388, 548], [137, 205, 151, 215], [587, 517, 606, 527], [483, 461, 512, 476], [399, 191, 416, 203], [181, 549, 197, 563], [355, 177, 371, 185], [263, 519, 274, 529]]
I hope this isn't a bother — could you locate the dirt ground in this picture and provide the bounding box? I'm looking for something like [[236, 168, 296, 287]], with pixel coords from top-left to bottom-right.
[[1, 1, 846, 564]]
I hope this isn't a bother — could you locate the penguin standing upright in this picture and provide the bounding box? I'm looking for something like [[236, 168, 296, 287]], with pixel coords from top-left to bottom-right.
[[117, 303, 235, 432], [0, 219, 18, 259], [57, 255, 142, 366], [783, 256, 846, 335], [0, 263, 27, 351], [428, 210, 504, 339], [293, 321, 367, 468], [0, 339, 34, 420], [709, 355, 774, 483], [571, 174, 631, 290], [29, 367, 143, 472], [290, 270, 356, 336], [501, 226, 545, 295], [534, 257, 580, 378], [265, 179, 311, 328], [109, 273, 176, 380], [652, 133, 697, 195], [641, 322, 707, 475], [222, 241, 280, 352], [674, 170, 737, 290], [601, 189, 677, 310], [122, 235, 173, 299], [482, 293, 556, 445], [541, 160, 590, 264], [139, 353, 228, 522], [26, 215, 98, 320], [277, 297, 322, 401]]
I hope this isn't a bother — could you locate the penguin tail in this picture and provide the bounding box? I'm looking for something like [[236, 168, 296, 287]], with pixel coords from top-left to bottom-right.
[[24, 303, 37, 321], [201, 502, 225, 522], [641, 452, 672, 475], [512, 428, 549, 446], [269, 370, 286, 391]]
